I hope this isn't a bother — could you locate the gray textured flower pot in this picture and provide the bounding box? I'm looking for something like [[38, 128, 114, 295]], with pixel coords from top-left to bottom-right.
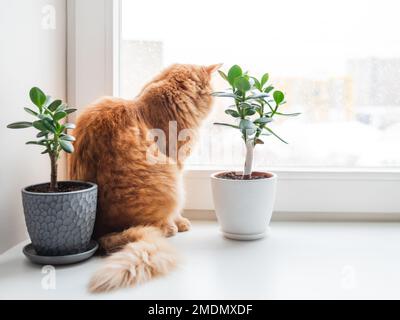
[[21, 181, 97, 256]]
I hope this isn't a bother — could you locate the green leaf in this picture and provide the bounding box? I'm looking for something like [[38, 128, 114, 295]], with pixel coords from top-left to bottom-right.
[[42, 119, 56, 132], [48, 99, 62, 112], [26, 140, 47, 146], [261, 73, 269, 87], [239, 119, 256, 130], [7, 122, 33, 129], [63, 123, 76, 130], [41, 149, 49, 154], [239, 102, 252, 109], [254, 117, 273, 124], [65, 108, 77, 114], [60, 134, 76, 142], [217, 70, 228, 82], [264, 127, 288, 144], [225, 109, 240, 118], [264, 86, 274, 93], [274, 112, 301, 117], [32, 120, 48, 132], [42, 108, 52, 115], [53, 111, 67, 121], [211, 92, 238, 98], [29, 87, 46, 108], [227, 65, 242, 86], [55, 104, 66, 113], [239, 119, 256, 135], [243, 108, 256, 116], [250, 77, 261, 90], [246, 92, 270, 100], [273, 91, 285, 105], [214, 122, 239, 129], [36, 131, 48, 138], [24, 107, 38, 116], [234, 76, 251, 92], [38, 113, 52, 121], [59, 140, 74, 153]]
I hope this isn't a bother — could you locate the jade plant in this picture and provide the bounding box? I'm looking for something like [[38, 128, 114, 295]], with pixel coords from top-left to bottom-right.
[[7, 87, 77, 191], [212, 65, 300, 179]]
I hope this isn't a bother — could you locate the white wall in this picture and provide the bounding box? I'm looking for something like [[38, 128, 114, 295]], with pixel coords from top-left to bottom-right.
[[0, 0, 66, 253]]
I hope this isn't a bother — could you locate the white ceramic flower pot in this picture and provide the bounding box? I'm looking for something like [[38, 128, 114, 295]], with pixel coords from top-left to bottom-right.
[[211, 171, 277, 240]]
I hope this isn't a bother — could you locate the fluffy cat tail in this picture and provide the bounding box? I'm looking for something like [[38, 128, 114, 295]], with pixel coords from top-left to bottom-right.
[[88, 226, 177, 293]]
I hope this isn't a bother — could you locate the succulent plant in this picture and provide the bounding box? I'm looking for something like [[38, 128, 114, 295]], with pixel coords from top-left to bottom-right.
[[213, 65, 300, 178], [7, 87, 77, 191]]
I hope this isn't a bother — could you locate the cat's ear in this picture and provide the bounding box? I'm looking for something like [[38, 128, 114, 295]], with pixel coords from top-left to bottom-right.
[[206, 63, 223, 74]]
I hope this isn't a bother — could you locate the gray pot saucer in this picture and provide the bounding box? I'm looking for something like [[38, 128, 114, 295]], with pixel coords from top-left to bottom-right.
[[23, 240, 99, 265]]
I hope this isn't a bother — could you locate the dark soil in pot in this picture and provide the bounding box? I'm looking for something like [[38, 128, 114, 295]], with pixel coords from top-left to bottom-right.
[[216, 171, 274, 180], [26, 181, 92, 193]]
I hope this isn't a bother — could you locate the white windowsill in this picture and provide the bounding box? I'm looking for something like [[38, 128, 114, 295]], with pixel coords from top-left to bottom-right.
[[2, 220, 400, 300]]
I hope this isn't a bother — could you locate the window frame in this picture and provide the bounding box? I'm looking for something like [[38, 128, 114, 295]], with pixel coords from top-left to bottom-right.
[[67, 0, 400, 215]]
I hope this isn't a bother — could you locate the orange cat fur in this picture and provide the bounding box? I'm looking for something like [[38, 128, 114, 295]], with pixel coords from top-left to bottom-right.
[[69, 64, 220, 293]]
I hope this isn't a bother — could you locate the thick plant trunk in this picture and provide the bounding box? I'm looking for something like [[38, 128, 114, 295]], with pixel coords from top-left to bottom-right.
[[49, 153, 58, 191], [243, 140, 254, 179]]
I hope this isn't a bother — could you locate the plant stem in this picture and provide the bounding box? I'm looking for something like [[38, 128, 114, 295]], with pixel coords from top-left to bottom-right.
[[49, 153, 58, 191], [243, 139, 254, 179], [265, 100, 275, 114]]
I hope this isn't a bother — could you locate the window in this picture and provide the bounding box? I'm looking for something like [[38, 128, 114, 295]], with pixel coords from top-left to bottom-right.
[[68, 0, 400, 214], [120, 0, 400, 169]]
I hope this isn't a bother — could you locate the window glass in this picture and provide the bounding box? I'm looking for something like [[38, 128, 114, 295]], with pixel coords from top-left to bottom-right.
[[120, 0, 400, 168]]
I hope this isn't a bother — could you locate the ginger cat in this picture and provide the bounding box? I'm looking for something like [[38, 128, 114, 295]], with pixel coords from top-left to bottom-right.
[[69, 64, 220, 293]]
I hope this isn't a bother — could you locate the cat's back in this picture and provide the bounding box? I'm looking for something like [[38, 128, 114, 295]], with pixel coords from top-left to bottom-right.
[[70, 96, 140, 180], [75, 96, 137, 132]]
